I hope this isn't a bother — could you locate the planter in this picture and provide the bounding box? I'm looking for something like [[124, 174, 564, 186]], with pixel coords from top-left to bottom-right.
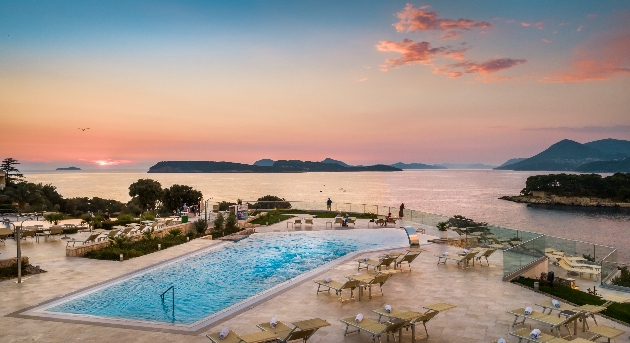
[[439, 230, 448, 239]]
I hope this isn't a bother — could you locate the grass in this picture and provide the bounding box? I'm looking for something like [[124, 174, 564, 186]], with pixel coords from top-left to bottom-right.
[[249, 211, 292, 225], [513, 277, 630, 325]]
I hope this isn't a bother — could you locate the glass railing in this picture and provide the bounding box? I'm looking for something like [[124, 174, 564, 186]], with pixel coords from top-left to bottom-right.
[[210, 199, 618, 286]]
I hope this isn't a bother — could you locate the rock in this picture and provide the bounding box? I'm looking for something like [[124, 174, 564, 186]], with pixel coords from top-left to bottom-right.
[[499, 195, 630, 208]]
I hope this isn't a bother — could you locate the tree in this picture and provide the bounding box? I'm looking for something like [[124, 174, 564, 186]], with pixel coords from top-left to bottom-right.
[[5, 182, 43, 213], [1, 158, 24, 185], [213, 213, 225, 238], [44, 212, 67, 225], [224, 213, 239, 235], [128, 179, 163, 212], [162, 184, 203, 212]]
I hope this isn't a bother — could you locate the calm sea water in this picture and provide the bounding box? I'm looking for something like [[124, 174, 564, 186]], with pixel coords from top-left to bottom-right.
[[24, 170, 630, 262]]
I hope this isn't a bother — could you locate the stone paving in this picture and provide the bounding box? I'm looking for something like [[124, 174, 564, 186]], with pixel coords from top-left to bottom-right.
[[0, 218, 628, 343]]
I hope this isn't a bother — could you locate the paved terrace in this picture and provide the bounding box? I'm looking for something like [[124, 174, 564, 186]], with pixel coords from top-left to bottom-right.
[[0, 218, 628, 342]]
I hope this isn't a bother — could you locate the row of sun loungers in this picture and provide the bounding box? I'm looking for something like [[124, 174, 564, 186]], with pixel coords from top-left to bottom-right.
[[66, 220, 178, 247], [207, 317, 330, 343], [435, 248, 497, 268]]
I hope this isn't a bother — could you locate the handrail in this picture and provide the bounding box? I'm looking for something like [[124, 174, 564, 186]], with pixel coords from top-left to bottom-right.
[[160, 285, 174, 315]]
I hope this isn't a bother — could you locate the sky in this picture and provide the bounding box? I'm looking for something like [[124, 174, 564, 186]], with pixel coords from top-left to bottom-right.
[[1, 0, 629, 170]]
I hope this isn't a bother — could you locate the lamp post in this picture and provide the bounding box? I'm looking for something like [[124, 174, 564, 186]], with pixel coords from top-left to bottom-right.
[[10, 216, 29, 284]]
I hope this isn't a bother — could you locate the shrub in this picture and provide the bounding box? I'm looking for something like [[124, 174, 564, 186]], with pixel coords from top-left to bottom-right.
[[141, 213, 155, 221], [224, 213, 239, 235], [612, 267, 630, 287], [194, 219, 208, 234], [44, 212, 66, 225], [115, 214, 135, 222], [213, 213, 225, 238], [168, 228, 182, 237]]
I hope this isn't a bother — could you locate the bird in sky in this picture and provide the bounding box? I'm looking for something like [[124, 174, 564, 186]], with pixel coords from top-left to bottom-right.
[[78, 128, 90, 131]]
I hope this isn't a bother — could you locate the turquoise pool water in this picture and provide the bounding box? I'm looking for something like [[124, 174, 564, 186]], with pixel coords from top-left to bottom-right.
[[48, 230, 407, 325]]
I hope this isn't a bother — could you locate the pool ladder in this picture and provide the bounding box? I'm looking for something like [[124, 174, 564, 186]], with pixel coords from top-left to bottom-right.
[[161, 285, 174, 315]]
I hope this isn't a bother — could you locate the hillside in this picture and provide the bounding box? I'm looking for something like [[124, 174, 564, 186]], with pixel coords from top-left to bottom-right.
[[498, 158, 526, 168], [496, 139, 629, 171], [576, 158, 630, 173], [320, 158, 350, 167], [148, 160, 401, 173]]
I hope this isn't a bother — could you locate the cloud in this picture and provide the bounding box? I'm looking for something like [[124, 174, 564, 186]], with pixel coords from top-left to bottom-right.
[[357, 78, 368, 82], [523, 125, 630, 133], [376, 39, 460, 71], [393, 4, 491, 40], [521, 21, 544, 29], [90, 159, 131, 166], [448, 58, 527, 75], [377, 39, 526, 80], [541, 30, 630, 82], [542, 38, 551, 43], [577, 25, 584, 32]]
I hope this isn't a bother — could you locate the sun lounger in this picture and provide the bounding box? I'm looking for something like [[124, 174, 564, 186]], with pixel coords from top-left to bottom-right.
[[340, 316, 409, 343], [373, 307, 438, 340], [257, 317, 330, 343], [507, 307, 582, 337], [44, 226, 64, 240], [304, 218, 313, 227], [362, 273, 391, 299], [293, 219, 302, 228], [66, 233, 100, 247], [20, 228, 36, 241], [357, 256, 397, 271], [395, 251, 422, 271], [536, 300, 572, 315], [98, 229, 120, 242], [436, 251, 477, 269], [588, 324, 625, 343], [558, 259, 600, 278], [476, 249, 496, 266], [346, 217, 356, 226], [334, 218, 344, 227], [206, 329, 278, 343], [0, 227, 12, 245], [314, 279, 361, 303], [508, 327, 569, 343]]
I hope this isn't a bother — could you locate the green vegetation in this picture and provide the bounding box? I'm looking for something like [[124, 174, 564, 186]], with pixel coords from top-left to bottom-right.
[[128, 179, 164, 212], [448, 214, 487, 228], [43, 212, 66, 225], [611, 267, 630, 287], [224, 213, 239, 235], [513, 278, 630, 325], [249, 210, 292, 225], [162, 184, 203, 212], [213, 213, 225, 237], [521, 173, 630, 202], [85, 228, 202, 261], [436, 221, 449, 231], [0, 262, 28, 280], [249, 195, 292, 210]]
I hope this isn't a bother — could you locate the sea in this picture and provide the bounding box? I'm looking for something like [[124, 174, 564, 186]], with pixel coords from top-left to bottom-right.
[[22, 169, 630, 263]]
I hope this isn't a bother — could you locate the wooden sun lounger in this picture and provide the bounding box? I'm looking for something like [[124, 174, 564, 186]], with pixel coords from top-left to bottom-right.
[[436, 251, 477, 269], [536, 300, 573, 315], [476, 249, 496, 266], [373, 307, 438, 341], [558, 259, 600, 278], [257, 318, 330, 343], [507, 308, 582, 337], [340, 316, 409, 343], [509, 327, 569, 343], [206, 330, 278, 343], [66, 233, 100, 247], [357, 256, 396, 271], [395, 250, 423, 271], [588, 324, 625, 343], [0, 227, 12, 245], [314, 279, 361, 303]]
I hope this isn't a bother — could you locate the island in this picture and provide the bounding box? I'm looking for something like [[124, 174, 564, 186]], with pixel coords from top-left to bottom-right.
[[500, 172, 630, 207], [56, 167, 81, 171], [148, 160, 401, 173]]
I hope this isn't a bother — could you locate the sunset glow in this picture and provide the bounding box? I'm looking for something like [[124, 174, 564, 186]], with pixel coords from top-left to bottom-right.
[[1, 1, 629, 169]]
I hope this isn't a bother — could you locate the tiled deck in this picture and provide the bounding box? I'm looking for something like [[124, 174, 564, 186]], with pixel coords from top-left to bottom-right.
[[0, 218, 628, 342]]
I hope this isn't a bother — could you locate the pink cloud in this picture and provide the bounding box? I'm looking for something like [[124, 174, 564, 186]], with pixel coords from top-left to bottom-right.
[[521, 21, 544, 29], [541, 31, 630, 82], [393, 4, 491, 40], [577, 25, 584, 32], [357, 78, 368, 82], [376, 39, 452, 71], [449, 58, 527, 75], [542, 38, 551, 43]]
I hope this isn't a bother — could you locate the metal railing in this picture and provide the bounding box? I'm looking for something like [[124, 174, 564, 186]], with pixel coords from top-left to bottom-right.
[[160, 285, 175, 316]]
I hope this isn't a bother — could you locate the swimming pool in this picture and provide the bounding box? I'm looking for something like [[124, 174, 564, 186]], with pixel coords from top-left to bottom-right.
[[27, 230, 407, 330]]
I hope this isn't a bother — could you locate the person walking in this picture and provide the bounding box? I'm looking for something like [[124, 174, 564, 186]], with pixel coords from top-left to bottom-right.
[[326, 198, 332, 211], [399, 203, 405, 219]]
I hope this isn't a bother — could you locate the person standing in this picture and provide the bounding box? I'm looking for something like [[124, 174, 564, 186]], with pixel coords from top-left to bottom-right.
[[326, 198, 332, 211], [399, 203, 405, 219]]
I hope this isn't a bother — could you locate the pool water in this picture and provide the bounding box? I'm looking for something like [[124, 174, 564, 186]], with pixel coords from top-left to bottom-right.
[[48, 230, 407, 325]]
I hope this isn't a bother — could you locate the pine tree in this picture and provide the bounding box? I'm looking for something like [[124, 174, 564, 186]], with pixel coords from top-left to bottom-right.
[[1, 158, 24, 185]]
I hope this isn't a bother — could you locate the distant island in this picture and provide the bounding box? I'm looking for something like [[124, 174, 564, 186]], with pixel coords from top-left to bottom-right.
[[496, 138, 630, 172], [56, 166, 81, 171], [500, 172, 630, 207], [391, 162, 445, 169], [254, 158, 497, 170], [148, 160, 401, 173]]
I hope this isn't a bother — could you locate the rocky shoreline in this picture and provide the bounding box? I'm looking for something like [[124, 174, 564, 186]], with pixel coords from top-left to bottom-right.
[[499, 195, 630, 208]]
